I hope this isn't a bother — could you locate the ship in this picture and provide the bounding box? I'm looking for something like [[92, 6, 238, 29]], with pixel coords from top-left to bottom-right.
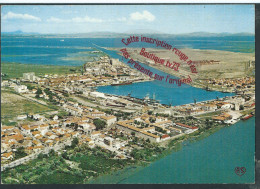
[[241, 114, 254, 120], [111, 81, 132, 86]]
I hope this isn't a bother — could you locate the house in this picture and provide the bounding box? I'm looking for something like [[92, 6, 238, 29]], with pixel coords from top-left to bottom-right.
[[161, 134, 170, 141], [32, 140, 42, 147], [14, 85, 28, 93], [22, 140, 33, 148], [39, 124, 49, 135], [217, 102, 233, 110], [175, 122, 198, 134], [91, 131, 101, 138], [17, 115, 27, 120], [212, 113, 232, 122], [201, 104, 218, 111], [117, 120, 160, 142], [63, 105, 82, 116], [53, 115, 59, 120], [21, 124, 31, 134], [104, 136, 114, 147], [1, 152, 14, 161], [31, 131, 41, 137], [100, 115, 117, 126], [25, 146, 43, 154], [49, 121, 59, 127], [77, 122, 95, 134], [90, 111, 106, 118]]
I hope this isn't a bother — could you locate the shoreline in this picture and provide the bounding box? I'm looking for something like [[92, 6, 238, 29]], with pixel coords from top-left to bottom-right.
[[86, 117, 253, 184], [112, 47, 254, 93], [1, 47, 255, 184], [1, 114, 254, 184]]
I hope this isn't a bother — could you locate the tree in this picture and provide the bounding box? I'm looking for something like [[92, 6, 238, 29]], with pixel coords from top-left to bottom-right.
[[27, 85, 35, 90], [15, 147, 27, 159], [37, 153, 44, 159], [36, 88, 42, 95], [149, 117, 156, 123], [49, 149, 55, 156], [93, 119, 106, 130], [71, 137, 79, 148], [205, 119, 211, 129]]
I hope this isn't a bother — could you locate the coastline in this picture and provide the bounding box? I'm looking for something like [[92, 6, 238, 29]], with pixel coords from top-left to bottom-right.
[[87, 117, 254, 184], [1, 45, 255, 184], [112, 47, 254, 93]]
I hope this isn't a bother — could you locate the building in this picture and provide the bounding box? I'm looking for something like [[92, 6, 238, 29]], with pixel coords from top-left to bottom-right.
[[117, 120, 160, 142], [23, 72, 38, 81], [175, 122, 198, 134], [90, 111, 106, 118], [104, 136, 114, 147], [14, 85, 28, 93], [100, 116, 117, 126]]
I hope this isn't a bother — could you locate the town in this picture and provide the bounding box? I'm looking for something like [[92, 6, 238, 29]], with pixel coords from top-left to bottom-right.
[[1, 55, 255, 175]]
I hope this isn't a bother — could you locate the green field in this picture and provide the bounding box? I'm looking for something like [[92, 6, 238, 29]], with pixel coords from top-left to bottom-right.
[[1, 90, 54, 124], [1, 145, 132, 184], [2, 62, 82, 79]]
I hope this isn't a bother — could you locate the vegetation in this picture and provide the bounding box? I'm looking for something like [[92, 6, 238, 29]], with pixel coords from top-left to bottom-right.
[[14, 147, 27, 160], [93, 119, 107, 130], [1, 62, 81, 79], [1, 145, 132, 184], [1, 90, 53, 121]]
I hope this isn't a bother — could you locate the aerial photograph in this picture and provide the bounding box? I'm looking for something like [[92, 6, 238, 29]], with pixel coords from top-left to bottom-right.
[[1, 5, 255, 184]]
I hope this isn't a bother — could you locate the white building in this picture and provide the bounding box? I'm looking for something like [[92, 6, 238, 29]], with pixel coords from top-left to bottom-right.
[[23, 72, 38, 81], [14, 85, 28, 93]]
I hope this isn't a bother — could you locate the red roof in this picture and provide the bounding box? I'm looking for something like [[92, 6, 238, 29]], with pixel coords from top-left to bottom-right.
[[161, 134, 170, 139], [176, 122, 198, 130], [176, 122, 192, 129]]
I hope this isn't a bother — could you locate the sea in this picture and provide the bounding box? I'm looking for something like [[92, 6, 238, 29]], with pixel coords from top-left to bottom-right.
[[88, 117, 255, 184], [1, 35, 255, 183], [1, 35, 255, 66]]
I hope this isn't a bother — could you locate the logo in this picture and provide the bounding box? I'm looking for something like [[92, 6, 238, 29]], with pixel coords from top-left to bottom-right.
[[234, 167, 246, 176]]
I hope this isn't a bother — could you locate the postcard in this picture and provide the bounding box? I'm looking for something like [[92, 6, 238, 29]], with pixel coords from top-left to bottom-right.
[[0, 4, 255, 184]]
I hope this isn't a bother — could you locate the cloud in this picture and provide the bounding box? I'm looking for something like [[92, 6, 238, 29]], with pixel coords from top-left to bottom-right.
[[47, 17, 65, 23], [72, 16, 103, 23], [2, 11, 41, 21], [130, 10, 155, 22], [47, 16, 104, 23]]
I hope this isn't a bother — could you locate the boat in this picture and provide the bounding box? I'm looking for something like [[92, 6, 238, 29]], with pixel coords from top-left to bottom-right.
[[60, 39, 64, 42], [241, 114, 253, 120], [111, 81, 132, 86]]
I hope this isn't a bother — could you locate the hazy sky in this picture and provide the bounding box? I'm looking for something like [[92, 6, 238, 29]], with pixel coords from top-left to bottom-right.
[[1, 5, 255, 34]]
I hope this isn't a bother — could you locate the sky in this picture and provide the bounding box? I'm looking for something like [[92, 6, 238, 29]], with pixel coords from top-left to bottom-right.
[[1, 5, 255, 34]]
